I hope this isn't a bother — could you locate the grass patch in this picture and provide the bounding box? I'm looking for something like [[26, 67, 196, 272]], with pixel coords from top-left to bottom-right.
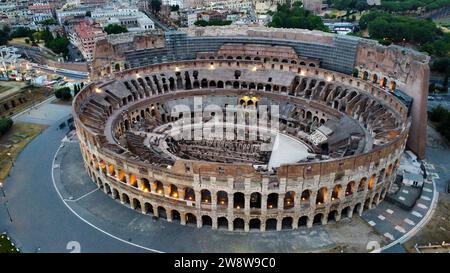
[[0, 233, 20, 253], [0, 122, 47, 181]]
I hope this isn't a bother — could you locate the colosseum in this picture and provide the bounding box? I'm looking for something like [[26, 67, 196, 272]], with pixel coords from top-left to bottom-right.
[[73, 27, 429, 232]]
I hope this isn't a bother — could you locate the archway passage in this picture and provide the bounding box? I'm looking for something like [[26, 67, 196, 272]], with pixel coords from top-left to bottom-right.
[[218, 217, 228, 229], [313, 213, 324, 225], [282, 217, 293, 230], [249, 218, 261, 230], [266, 218, 277, 230], [234, 192, 244, 209], [233, 218, 245, 230], [157, 206, 167, 219], [172, 210, 181, 222], [298, 216, 308, 227], [327, 210, 338, 222], [202, 215, 212, 227], [186, 213, 197, 225]]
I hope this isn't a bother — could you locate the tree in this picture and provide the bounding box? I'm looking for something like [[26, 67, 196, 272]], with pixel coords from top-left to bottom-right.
[[54, 87, 72, 101], [86, 11, 91, 17], [9, 27, 32, 39], [151, 0, 162, 14], [0, 118, 13, 136], [104, 24, 128, 35], [268, 3, 328, 32], [0, 26, 9, 46]]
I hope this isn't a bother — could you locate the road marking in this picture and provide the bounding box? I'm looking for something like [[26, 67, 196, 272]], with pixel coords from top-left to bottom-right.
[[51, 144, 164, 253], [395, 225, 406, 233], [378, 215, 385, 221], [423, 188, 432, 193], [399, 196, 405, 201], [386, 209, 394, 214], [404, 218, 415, 226], [368, 221, 376, 226], [384, 232, 394, 240], [412, 211, 423, 218], [417, 203, 428, 209], [402, 190, 409, 194], [420, 196, 431, 201], [65, 188, 99, 202]]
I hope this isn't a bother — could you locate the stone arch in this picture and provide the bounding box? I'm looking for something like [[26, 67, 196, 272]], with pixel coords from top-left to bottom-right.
[[284, 191, 295, 209], [132, 198, 141, 211], [144, 202, 153, 215], [346, 181, 356, 196], [249, 218, 261, 230], [234, 192, 244, 209], [233, 218, 245, 230], [341, 206, 351, 218], [185, 187, 195, 201], [301, 189, 311, 204], [250, 192, 261, 208], [169, 184, 179, 198], [353, 202, 362, 215], [217, 190, 228, 206], [185, 213, 197, 225], [141, 178, 150, 192], [265, 218, 277, 230], [327, 210, 339, 222], [313, 213, 324, 225], [362, 71, 369, 80], [282, 217, 293, 229], [171, 210, 181, 222], [202, 215, 212, 227], [331, 184, 342, 200], [298, 216, 308, 227], [368, 174, 376, 190], [121, 193, 130, 204], [201, 189, 211, 203], [217, 217, 228, 229], [267, 193, 278, 209], [358, 177, 367, 192], [154, 180, 164, 194], [157, 206, 167, 219], [316, 187, 328, 204]]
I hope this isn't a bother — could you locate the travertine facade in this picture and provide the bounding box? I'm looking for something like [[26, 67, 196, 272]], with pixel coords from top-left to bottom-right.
[[74, 42, 411, 231]]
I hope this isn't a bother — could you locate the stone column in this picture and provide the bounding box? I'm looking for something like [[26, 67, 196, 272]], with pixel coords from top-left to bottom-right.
[[179, 187, 185, 200], [164, 185, 170, 197], [180, 213, 186, 225], [244, 193, 250, 215], [195, 190, 201, 209], [276, 218, 282, 231], [211, 191, 217, 210], [261, 194, 267, 213], [277, 193, 284, 211], [228, 194, 234, 215], [310, 191, 317, 207], [212, 217, 218, 230], [244, 220, 249, 232]]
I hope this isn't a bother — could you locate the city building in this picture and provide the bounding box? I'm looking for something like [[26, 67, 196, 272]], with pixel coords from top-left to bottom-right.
[[69, 20, 107, 61], [91, 8, 155, 32], [28, 3, 55, 23]]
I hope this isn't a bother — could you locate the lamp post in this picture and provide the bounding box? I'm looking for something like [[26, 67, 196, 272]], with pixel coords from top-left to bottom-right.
[[0, 182, 5, 198]]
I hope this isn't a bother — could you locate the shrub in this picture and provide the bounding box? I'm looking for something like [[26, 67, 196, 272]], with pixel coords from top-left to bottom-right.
[[0, 118, 13, 136], [54, 87, 72, 101]]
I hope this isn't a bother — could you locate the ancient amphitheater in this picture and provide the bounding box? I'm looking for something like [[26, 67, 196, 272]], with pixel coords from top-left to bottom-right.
[[73, 27, 429, 232]]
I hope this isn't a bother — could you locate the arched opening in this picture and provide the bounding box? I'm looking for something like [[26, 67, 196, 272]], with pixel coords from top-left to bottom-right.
[[364, 198, 371, 210], [389, 81, 396, 91], [217, 191, 228, 206], [154, 180, 164, 194], [108, 164, 116, 176], [122, 193, 130, 204], [185, 213, 197, 225], [372, 193, 379, 207], [368, 174, 376, 190], [358, 177, 367, 192], [353, 203, 361, 215], [298, 216, 308, 227], [112, 188, 119, 200], [104, 183, 111, 195], [172, 210, 181, 222], [362, 71, 369, 80], [327, 210, 338, 222], [217, 217, 228, 229], [157, 206, 167, 219], [141, 178, 150, 192], [284, 191, 295, 209], [265, 218, 277, 230], [168, 184, 179, 198], [202, 215, 212, 227], [316, 187, 328, 204], [185, 187, 195, 201], [267, 193, 278, 209], [331, 184, 342, 201], [250, 192, 261, 208], [372, 74, 378, 83], [381, 77, 387, 88], [201, 189, 211, 204], [233, 218, 244, 230], [313, 213, 324, 225], [129, 174, 137, 188], [133, 198, 141, 211], [282, 217, 293, 229], [249, 218, 261, 230], [234, 192, 245, 209], [341, 206, 351, 219], [346, 181, 355, 196], [300, 189, 311, 205], [144, 203, 153, 215]]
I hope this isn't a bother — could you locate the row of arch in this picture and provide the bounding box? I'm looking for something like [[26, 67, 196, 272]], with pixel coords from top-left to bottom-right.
[[197, 54, 319, 68], [89, 171, 388, 231]]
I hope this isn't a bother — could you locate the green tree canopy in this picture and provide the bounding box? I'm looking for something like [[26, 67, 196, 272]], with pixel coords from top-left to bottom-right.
[[104, 24, 128, 35], [268, 3, 328, 32]]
